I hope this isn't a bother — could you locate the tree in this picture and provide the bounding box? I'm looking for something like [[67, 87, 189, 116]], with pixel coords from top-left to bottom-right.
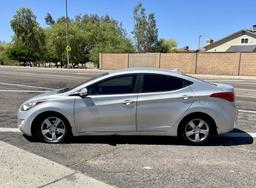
[[132, 2, 159, 52], [133, 3, 147, 52], [74, 14, 134, 64], [9, 8, 45, 64], [45, 13, 55, 25], [45, 19, 91, 67], [145, 13, 158, 52], [8, 44, 37, 66], [0, 42, 10, 65], [8, 9, 134, 67], [158, 39, 177, 53]]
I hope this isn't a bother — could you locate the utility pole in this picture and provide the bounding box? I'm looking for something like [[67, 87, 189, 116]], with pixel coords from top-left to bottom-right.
[[198, 34, 202, 50], [65, 0, 71, 68]]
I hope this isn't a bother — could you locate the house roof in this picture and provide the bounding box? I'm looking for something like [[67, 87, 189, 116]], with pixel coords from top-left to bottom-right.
[[204, 30, 256, 51], [226, 45, 256, 52]]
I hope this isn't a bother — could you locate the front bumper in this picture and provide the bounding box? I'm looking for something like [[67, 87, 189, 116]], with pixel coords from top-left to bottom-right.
[[17, 109, 35, 136]]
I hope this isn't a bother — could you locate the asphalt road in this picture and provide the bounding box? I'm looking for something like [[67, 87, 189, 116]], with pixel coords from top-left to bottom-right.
[[0, 66, 256, 188]]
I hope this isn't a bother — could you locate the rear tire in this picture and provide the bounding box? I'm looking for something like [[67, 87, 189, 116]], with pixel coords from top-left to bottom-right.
[[179, 115, 214, 145], [35, 113, 70, 143]]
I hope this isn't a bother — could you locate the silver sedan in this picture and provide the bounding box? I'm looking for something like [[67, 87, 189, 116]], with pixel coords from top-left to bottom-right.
[[17, 68, 238, 145]]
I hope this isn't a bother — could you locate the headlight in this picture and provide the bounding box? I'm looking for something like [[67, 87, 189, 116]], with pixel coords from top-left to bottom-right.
[[21, 100, 45, 111]]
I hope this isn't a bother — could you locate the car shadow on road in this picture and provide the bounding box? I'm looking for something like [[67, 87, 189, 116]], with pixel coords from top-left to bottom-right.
[[62, 129, 253, 146]]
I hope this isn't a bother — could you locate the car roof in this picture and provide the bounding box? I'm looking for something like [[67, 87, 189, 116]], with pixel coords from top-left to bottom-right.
[[106, 68, 203, 84], [108, 67, 182, 76]]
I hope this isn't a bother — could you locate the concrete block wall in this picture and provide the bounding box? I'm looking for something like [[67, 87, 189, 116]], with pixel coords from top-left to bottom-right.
[[239, 53, 256, 76], [196, 53, 240, 75], [100, 53, 129, 70], [100, 52, 256, 76], [128, 53, 160, 68], [160, 53, 197, 74]]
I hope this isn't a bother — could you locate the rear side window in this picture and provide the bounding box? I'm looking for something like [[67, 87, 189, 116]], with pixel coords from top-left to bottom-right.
[[142, 74, 192, 93], [87, 75, 137, 95]]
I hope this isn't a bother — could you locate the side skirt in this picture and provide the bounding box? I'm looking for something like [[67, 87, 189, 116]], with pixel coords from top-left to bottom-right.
[[76, 131, 177, 137]]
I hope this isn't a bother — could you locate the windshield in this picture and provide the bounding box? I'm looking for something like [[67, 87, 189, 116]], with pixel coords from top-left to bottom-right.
[[57, 72, 109, 93]]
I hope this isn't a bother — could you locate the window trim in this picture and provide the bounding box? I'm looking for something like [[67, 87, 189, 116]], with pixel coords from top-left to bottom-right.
[[139, 73, 193, 94], [86, 74, 139, 96]]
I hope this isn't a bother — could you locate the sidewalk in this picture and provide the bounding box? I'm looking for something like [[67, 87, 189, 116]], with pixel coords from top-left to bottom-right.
[[0, 140, 114, 188]]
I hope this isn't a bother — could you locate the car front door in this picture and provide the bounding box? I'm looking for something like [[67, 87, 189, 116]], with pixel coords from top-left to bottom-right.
[[74, 74, 138, 132], [137, 73, 194, 132]]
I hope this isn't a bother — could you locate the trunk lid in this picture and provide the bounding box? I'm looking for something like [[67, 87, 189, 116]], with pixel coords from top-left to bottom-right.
[[214, 83, 234, 92]]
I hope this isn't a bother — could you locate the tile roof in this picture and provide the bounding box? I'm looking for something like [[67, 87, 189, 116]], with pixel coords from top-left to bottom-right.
[[226, 45, 256, 52]]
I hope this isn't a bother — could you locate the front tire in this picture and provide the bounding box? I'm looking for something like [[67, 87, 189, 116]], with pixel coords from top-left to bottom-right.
[[36, 114, 70, 143], [180, 115, 213, 145]]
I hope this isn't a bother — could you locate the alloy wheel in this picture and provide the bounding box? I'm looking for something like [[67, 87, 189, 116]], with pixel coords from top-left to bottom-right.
[[40, 116, 66, 142], [184, 118, 210, 143]]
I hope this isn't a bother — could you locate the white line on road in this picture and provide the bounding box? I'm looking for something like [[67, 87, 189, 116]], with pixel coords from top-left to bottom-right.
[[0, 128, 20, 132], [236, 88, 256, 92], [238, 109, 256, 114], [0, 89, 48, 93], [0, 82, 54, 90], [0, 70, 87, 80], [0, 127, 255, 138]]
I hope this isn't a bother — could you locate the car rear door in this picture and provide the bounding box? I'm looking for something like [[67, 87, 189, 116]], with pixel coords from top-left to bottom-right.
[[74, 74, 138, 132], [136, 73, 194, 132]]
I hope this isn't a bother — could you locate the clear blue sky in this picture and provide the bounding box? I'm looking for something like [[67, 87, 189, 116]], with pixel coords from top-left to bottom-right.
[[1, 0, 256, 49]]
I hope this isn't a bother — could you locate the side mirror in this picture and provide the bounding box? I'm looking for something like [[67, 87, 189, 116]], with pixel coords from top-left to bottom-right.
[[79, 88, 88, 97]]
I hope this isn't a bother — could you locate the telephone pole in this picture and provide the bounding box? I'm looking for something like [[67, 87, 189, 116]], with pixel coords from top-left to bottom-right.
[[198, 34, 202, 50], [65, 0, 71, 68]]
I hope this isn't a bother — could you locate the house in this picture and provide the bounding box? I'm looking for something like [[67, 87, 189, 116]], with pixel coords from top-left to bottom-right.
[[204, 25, 256, 52]]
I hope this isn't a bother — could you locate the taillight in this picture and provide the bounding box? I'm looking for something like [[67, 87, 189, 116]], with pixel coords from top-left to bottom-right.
[[210, 92, 235, 102]]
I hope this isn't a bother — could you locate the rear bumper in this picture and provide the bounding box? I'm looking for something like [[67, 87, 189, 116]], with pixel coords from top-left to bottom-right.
[[216, 105, 238, 135]]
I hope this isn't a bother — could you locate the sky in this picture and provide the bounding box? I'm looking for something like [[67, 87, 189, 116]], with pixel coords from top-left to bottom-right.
[[1, 0, 256, 49]]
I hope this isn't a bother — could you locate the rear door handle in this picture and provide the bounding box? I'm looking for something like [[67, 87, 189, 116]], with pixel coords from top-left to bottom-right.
[[122, 100, 134, 106], [182, 95, 192, 100]]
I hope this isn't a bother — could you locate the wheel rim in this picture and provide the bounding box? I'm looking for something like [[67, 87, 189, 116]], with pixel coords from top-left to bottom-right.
[[40, 117, 65, 142], [184, 119, 209, 143]]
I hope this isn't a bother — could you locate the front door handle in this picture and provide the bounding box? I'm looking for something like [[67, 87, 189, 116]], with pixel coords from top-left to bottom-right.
[[122, 100, 134, 106]]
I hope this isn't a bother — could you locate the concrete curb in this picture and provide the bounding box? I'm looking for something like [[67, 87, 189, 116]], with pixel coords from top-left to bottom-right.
[[0, 140, 114, 188]]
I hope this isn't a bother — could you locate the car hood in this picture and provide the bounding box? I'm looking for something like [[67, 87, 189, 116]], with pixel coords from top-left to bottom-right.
[[24, 88, 65, 103]]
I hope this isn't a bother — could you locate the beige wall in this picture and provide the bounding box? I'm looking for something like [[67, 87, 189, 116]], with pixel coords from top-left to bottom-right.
[[129, 53, 160, 68], [100, 52, 256, 76], [207, 34, 256, 52], [240, 53, 256, 76], [160, 53, 196, 73], [196, 53, 240, 75], [100, 53, 129, 70]]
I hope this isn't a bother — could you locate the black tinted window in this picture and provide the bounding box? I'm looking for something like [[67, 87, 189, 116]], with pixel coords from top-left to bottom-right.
[[88, 75, 136, 95], [142, 74, 192, 92]]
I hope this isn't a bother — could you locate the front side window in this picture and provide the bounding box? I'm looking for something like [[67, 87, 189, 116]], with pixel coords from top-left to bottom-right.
[[87, 75, 137, 95], [142, 74, 192, 93]]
